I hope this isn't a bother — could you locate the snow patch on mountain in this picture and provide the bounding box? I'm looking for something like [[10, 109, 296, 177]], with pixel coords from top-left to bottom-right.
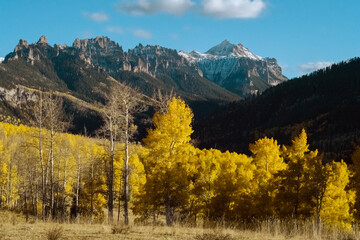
[[179, 50, 215, 63], [0, 57, 4, 63]]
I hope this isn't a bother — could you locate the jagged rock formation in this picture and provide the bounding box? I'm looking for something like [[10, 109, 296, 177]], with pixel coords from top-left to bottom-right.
[[179, 40, 287, 96], [4, 36, 286, 99], [71, 37, 204, 81]]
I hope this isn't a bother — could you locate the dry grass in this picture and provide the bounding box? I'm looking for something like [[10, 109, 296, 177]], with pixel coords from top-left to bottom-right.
[[0, 211, 358, 240], [46, 225, 64, 240]]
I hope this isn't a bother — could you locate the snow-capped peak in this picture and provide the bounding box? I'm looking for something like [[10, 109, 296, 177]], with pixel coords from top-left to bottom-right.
[[0, 57, 4, 63], [179, 40, 262, 63], [206, 40, 261, 60], [206, 40, 236, 56]]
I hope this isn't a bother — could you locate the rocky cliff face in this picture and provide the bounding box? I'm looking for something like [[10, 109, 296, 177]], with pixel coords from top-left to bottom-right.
[[0, 86, 37, 106], [72, 36, 129, 72], [71, 38, 201, 79], [128, 44, 183, 77], [179, 40, 287, 96]]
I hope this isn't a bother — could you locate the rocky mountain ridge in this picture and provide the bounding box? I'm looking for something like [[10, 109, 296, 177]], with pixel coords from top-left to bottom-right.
[[4, 36, 286, 98], [0, 35, 287, 134]]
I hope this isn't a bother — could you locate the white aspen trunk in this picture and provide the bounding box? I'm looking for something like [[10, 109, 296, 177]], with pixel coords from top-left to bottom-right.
[[117, 175, 121, 222], [62, 155, 68, 220], [37, 91, 47, 220], [50, 127, 54, 219], [108, 117, 114, 223], [90, 161, 94, 219], [75, 153, 81, 218], [124, 104, 129, 225]]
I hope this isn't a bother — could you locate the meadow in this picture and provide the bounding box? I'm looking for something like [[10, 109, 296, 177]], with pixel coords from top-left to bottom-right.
[[0, 210, 358, 240]]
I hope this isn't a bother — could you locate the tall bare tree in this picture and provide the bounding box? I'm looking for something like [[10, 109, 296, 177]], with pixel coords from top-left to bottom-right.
[[43, 92, 67, 219], [29, 90, 67, 220], [152, 89, 176, 114], [101, 82, 145, 224], [29, 90, 47, 220]]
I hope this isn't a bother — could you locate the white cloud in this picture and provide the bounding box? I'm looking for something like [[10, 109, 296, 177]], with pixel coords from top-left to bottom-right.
[[300, 61, 332, 75], [0, 57, 4, 63], [117, 0, 195, 15], [106, 26, 124, 34], [83, 11, 109, 22], [201, 0, 265, 19], [132, 29, 153, 39]]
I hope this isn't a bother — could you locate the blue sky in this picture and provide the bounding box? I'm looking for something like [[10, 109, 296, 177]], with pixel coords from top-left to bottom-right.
[[1, 0, 359, 78]]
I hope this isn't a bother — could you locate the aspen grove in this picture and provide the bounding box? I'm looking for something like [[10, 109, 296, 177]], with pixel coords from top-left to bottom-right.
[[0, 97, 359, 231]]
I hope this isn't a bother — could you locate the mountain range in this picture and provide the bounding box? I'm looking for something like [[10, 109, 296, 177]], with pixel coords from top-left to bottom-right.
[[0, 35, 286, 134]]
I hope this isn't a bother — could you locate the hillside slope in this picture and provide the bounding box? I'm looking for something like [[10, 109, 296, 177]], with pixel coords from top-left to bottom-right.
[[195, 58, 360, 161]]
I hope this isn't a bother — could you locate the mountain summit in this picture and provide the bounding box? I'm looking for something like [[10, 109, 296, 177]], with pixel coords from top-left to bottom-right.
[[179, 40, 287, 96], [206, 40, 261, 60]]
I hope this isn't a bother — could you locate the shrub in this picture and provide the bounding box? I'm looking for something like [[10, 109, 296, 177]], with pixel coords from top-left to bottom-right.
[[46, 225, 64, 240]]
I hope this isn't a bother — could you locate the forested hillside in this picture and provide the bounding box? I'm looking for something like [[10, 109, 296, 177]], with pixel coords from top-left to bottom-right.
[[196, 58, 360, 162]]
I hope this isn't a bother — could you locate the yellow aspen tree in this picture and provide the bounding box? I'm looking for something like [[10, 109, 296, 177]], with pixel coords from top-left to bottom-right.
[[321, 160, 354, 230], [189, 148, 221, 222], [71, 135, 91, 219], [249, 137, 285, 174], [141, 97, 194, 226], [80, 144, 108, 221], [126, 149, 146, 222], [0, 123, 21, 209], [210, 151, 255, 221], [0, 163, 7, 207], [275, 129, 319, 220], [249, 137, 285, 218], [56, 134, 77, 220], [0, 139, 5, 206]]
